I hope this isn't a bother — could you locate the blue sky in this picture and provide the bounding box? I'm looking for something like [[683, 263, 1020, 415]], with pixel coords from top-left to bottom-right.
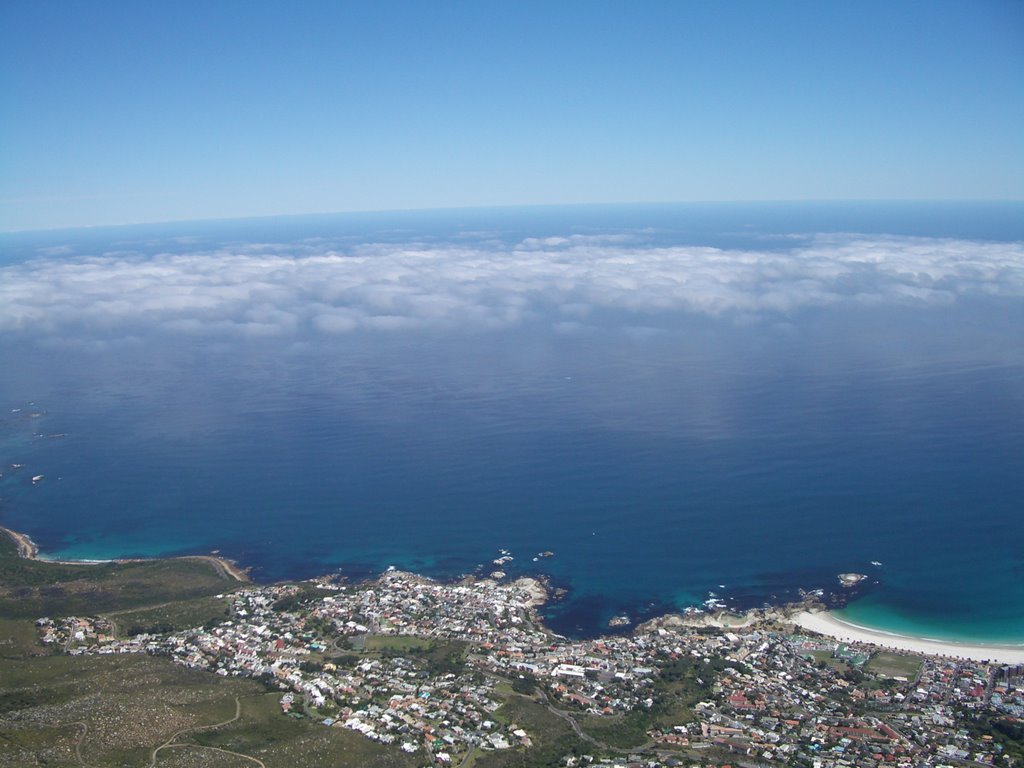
[[2, 0, 1022, 231]]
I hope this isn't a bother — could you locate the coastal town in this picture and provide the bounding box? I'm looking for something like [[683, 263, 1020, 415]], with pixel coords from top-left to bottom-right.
[[35, 566, 1024, 768]]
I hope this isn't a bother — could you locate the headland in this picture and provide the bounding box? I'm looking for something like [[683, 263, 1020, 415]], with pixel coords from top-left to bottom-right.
[[0, 524, 250, 582]]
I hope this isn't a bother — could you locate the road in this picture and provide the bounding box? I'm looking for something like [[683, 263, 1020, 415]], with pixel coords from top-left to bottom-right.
[[147, 695, 266, 768]]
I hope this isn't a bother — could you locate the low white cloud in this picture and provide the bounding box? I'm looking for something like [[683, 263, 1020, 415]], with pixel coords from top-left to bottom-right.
[[1, 233, 1022, 341]]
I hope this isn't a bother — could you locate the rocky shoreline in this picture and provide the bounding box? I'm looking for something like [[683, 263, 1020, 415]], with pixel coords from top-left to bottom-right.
[[6, 523, 1021, 664]]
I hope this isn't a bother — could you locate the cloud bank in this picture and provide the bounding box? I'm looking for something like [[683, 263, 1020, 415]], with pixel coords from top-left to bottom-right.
[[2, 233, 1022, 341]]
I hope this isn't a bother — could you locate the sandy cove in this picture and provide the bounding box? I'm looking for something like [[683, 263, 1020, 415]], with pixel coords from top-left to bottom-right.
[[793, 609, 1024, 665], [0, 525, 249, 582]]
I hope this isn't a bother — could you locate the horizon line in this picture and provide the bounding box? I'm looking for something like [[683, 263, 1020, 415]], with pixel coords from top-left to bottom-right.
[[3, 198, 1024, 237]]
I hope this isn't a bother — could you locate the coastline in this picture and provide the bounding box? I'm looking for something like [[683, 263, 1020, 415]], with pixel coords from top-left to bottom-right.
[[6, 523, 1024, 663], [0, 525, 39, 559], [793, 609, 1024, 665], [0, 525, 250, 583]]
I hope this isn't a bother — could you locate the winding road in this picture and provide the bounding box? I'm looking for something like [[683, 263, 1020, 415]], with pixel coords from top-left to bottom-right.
[[72, 721, 89, 766], [147, 696, 266, 768]]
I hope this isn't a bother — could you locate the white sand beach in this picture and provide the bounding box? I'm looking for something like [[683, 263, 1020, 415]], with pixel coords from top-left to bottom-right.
[[793, 610, 1024, 665]]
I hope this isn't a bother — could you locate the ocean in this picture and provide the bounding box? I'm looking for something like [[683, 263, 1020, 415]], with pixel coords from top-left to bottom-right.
[[1, 202, 1022, 642]]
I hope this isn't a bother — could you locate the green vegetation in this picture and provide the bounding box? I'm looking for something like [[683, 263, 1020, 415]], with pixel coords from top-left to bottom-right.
[[361, 634, 432, 652], [0, 538, 419, 767], [511, 672, 538, 695], [0, 619, 48, 659], [271, 583, 325, 613], [4, 528, 1001, 768], [0, 538, 494, 767], [0, 614, 419, 768], [579, 710, 651, 749], [0, 639, 261, 766], [808, 648, 849, 673], [964, 712, 1024, 767], [362, 635, 469, 676], [187, 693, 418, 768], [107, 595, 233, 637], [476, 694, 587, 768], [0, 534, 238, 619], [865, 651, 923, 680], [574, 653, 744, 749], [655, 654, 735, 718]]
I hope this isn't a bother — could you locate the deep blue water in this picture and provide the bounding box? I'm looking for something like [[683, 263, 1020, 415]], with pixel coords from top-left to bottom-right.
[[1, 202, 1022, 642]]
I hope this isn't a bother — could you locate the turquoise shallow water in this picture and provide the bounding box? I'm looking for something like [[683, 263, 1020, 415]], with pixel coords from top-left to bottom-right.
[[1, 203, 1022, 640], [837, 602, 1024, 647], [837, 563, 1024, 647]]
